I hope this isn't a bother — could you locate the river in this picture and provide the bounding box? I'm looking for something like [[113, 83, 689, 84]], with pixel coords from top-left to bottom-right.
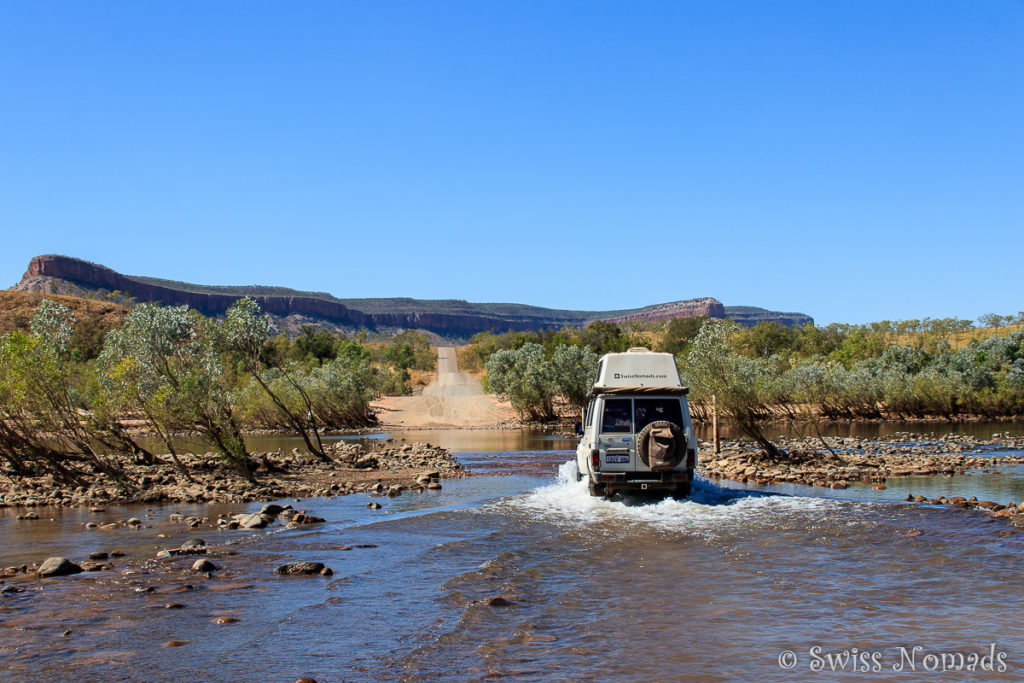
[[2, 425, 1024, 681]]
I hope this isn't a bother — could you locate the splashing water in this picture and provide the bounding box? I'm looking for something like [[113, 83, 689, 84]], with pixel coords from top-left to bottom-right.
[[505, 459, 839, 538]]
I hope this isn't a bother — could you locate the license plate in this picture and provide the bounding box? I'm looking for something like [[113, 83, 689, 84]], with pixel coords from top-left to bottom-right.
[[606, 454, 629, 463]]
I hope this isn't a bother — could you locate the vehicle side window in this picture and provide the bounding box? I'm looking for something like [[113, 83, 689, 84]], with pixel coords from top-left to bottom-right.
[[601, 398, 633, 433], [634, 398, 684, 432], [584, 399, 595, 427]]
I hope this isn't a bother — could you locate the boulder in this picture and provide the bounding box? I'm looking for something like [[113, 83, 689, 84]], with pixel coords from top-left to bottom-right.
[[37, 557, 83, 578], [234, 513, 271, 529], [192, 559, 217, 572]]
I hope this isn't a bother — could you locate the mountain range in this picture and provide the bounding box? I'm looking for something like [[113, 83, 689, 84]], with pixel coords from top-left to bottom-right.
[[11, 255, 812, 340]]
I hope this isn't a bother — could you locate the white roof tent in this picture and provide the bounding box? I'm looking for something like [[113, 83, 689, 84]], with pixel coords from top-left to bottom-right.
[[590, 347, 687, 396]]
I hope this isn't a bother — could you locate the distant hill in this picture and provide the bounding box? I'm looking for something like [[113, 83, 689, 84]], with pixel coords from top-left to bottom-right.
[[11, 255, 813, 340]]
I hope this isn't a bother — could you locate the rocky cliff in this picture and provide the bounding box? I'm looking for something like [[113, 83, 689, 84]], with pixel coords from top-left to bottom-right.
[[12, 255, 812, 338]]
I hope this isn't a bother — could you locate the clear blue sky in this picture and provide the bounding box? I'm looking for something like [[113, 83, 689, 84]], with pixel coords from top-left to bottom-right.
[[1, 1, 1021, 325]]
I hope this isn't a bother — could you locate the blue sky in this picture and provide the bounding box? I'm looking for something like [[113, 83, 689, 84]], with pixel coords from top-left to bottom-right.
[[1, 1, 1021, 325]]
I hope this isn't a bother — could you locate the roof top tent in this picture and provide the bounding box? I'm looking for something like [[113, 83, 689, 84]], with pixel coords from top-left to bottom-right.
[[593, 347, 683, 390]]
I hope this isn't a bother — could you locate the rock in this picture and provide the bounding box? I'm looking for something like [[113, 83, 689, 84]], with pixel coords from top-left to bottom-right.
[[274, 562, 327, 575], [179, 539, 206, 550], [234, 513, 270, 529], [481, 596, 516, 607], [169, 513, 184, 523], [212, 616, 239, 624], [320, 567, 333, 577], [36, 557, 83, 578], [1, 585, 20, 594], [295, 678, 318, 683], [17, 511, 40, 520], [88, 551, 109, 560], [259, 503, 286, 517], [163, 640, 191, 647], [426, 482, 442, 490], [127, 517, 142, 527], [192, 559, 217, 572], [366, 502, 382, 510], [164, 603, 185, 609]]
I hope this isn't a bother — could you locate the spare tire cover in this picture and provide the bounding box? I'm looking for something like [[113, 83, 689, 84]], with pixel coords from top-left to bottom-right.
[[637, 420, 685, 471]]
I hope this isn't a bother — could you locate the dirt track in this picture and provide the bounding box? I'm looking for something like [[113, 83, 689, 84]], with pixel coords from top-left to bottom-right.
[[373, 347, 514, 428]]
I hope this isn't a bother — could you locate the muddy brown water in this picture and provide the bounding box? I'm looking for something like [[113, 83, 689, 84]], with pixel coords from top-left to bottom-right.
[[3, 425, 1024, 681]]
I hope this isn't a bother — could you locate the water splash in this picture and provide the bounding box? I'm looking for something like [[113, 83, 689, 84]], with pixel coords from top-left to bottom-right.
[[506, 460, 837, 537]]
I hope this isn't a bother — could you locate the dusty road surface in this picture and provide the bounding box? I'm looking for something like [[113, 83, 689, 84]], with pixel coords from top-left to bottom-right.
[[373, 347, 514, 428]]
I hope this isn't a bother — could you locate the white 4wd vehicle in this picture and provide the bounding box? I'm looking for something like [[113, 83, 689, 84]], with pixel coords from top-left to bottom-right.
[[575, 347, 697, 498]]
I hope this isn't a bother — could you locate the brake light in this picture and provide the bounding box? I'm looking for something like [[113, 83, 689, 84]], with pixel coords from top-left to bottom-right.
[[590, 449, 600, 472]]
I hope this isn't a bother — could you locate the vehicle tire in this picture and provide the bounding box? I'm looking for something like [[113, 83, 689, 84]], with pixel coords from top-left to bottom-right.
[[588, 480, 606, 497], [672, 482, 691, 499], [636, 420, 685, 470], [575, 468, 583, 482]]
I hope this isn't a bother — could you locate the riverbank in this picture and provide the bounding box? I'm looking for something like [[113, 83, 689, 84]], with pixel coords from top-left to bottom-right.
[[0, 441, 465, 509]]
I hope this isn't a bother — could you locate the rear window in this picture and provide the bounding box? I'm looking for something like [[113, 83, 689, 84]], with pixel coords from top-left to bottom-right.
[[601, 399, 633, 433], [634, 398, 683, 432]]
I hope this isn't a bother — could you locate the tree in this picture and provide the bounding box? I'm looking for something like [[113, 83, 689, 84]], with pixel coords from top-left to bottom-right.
[[221, 297, 329, 460], [657, 316, 708, 357], [486, 343, 556, 420], [98, 304, 252, 479], [682, 319, 784, 457], [551, 344, 599, 411]]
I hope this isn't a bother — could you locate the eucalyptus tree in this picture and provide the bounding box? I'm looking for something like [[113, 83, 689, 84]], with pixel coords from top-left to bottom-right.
[[682, 318, 784, 457], [0, 300, 119, 481], [551, 344, 599, 411], [222, 297, 329, 460], [486, 343, 557, 420], [98, 304, 251, 479]]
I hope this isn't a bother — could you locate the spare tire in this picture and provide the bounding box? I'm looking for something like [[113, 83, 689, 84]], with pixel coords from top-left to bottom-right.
[[636, 420, 685, 471]]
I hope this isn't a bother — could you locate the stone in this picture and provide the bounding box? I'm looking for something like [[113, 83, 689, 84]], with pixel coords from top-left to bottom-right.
[[212, 616, 240, 624], [482, 596, 515, 607], [274, 562, 326, 575], [366, 502, 382, 510], [234, 513, 270, 529], [127, 517, 142, 527], [88, 551, 109, 560], [36, 557, 83, 578], [192, 559, 217, 572], [163, 640, 191, 647], [259, 503, 286, 517]]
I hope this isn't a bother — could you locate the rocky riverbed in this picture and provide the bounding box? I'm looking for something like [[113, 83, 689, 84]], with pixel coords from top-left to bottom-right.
[[0, 440, 465, 509], [699, 430, 1024, 524]]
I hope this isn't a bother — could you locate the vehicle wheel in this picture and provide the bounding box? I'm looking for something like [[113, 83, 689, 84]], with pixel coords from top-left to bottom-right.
[[636, 420, 685, 471], [672, 482, 691, 499], [588, 480, 606, 497], [575, 467, 583, 482]]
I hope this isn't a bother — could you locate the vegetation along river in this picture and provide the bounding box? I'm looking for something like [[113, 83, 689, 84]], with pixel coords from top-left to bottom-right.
[[3, 424, 1024, 681]]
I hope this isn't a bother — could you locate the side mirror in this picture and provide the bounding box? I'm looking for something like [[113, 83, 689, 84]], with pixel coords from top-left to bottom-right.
[[574, 422, 583, 436]]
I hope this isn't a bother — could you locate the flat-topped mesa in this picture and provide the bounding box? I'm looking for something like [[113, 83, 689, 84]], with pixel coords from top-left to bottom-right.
[[596, 298, 725, 325], [11, 255, 813, 338]]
